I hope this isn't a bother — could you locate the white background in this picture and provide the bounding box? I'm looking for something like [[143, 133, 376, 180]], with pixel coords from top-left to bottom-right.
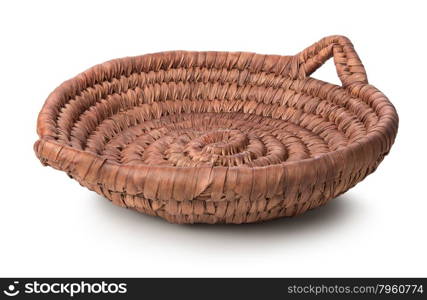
[[1, 0, 426, 277]]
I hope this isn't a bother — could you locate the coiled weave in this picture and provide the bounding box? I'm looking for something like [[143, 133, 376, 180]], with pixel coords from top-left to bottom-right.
[[35, 35, 398, 224]]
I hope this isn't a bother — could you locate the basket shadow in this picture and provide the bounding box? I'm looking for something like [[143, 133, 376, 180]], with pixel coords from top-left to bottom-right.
[[90, 193, 357, 243]]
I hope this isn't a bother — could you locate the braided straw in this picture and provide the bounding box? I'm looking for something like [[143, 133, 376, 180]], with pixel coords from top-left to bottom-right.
[[34, 35, 398, 224]]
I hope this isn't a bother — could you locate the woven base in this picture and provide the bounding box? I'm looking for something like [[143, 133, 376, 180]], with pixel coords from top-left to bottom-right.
[[88, 159, 381, 224], [35, 35, 398, 224], [90, 112, 348, 167]]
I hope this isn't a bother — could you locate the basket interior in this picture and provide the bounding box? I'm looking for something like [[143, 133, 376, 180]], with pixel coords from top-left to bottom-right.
[[39, 52, 380, 168]]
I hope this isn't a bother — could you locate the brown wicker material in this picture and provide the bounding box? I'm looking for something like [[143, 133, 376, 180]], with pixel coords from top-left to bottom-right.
[[34, 35, 398, 224]]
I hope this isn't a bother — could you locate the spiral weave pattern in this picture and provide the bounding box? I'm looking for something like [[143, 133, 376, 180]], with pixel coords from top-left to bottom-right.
[[35, 36, 398, 224]]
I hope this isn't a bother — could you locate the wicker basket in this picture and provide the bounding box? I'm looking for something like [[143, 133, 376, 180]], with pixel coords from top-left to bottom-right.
[[34, 35, 398, 224]]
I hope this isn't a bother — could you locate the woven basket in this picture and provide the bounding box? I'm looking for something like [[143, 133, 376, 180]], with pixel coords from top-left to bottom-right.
[[34, 35, 398, 224]]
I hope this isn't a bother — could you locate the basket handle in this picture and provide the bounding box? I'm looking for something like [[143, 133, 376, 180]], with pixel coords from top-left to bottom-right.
[[296, 35, 368, 88]]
